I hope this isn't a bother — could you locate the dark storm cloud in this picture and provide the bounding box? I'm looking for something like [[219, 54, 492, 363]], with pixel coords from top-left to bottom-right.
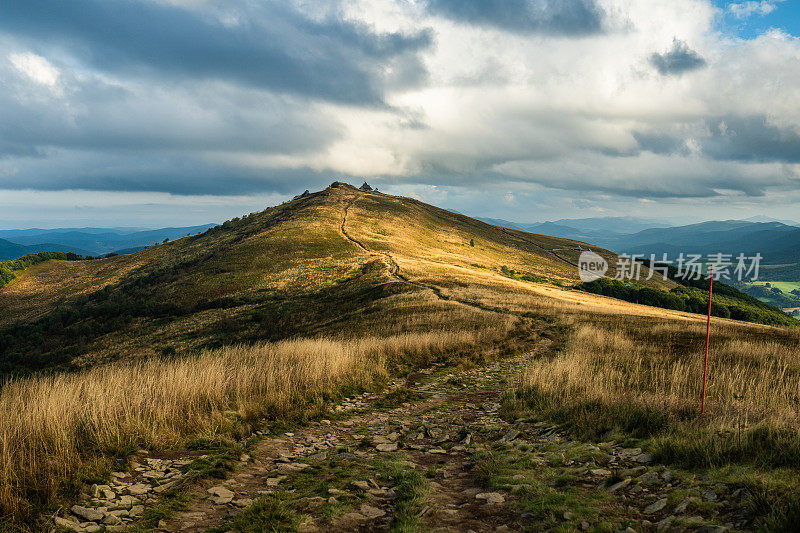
[[0, 74, 341, 156], [649, 40, 707, 75], [425, 0, 605, 36], [0, 151, 337, 196], [703, 115, 800, 163], [0, 0, 432, 105]]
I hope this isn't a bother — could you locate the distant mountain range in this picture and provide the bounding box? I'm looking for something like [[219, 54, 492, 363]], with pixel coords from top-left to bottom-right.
[[0, 225, 216, 261], [481, 216, 800, 281], [478, 216, 673, 242]]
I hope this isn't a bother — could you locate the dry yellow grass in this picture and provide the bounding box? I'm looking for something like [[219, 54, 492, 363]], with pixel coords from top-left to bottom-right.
[[0, 329, 499, 521], [522, 319, 800, 428]]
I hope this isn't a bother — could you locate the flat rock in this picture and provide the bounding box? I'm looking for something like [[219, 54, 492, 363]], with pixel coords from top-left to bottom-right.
[[476, 492, 505, 504], [644, 498, 667, 514], [607, 478, 632, 492], [127, 484, 151, 495], [634, 452, 654, 464], [638, 471, 661, 486], [673, 497, 694, 514], [277, 462, 309, 473], [619, 448, 642, 458], [360, 504, 386, 519], [207, 486, 235, 504], [55, 517, 83, 532], [351, 480, 370, 491], [71, 505, 104, 521], [375, 443, 398, 452]]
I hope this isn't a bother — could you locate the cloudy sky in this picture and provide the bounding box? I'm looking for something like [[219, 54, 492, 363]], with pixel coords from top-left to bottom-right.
[[2, 0, 800, 228]]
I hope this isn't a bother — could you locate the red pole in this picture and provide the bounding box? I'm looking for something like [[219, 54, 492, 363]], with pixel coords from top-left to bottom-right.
[[701, 264, 714, 415]]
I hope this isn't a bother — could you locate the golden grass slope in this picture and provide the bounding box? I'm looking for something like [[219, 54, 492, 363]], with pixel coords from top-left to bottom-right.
[[0, 183, 672, 369]]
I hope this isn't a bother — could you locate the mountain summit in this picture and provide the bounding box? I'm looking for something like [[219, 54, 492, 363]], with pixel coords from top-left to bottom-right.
[[0, 183, 629, 375]]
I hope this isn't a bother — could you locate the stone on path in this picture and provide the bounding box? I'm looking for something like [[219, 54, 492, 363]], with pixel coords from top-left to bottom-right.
[[475, 492, 505, 504], [360, 504, 386, 519], [127, 483, 151, 495], [55, 517, 83, 532], [607, 478, 632, 492], [266, 475, 287, 487], [207, 486, 234, 504], [644, 498, 667, 514], [71, 505, 104, 521]]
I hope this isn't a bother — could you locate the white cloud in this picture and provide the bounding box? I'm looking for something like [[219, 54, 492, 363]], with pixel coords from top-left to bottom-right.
[[8, 51, 60, 87], [728, 1, 783, 19]]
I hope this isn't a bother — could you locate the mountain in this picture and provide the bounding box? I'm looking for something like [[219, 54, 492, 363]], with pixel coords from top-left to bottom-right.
[[478, 216, 673, 242], [497, 217, 800, 282], [0, 238, 29, 261], [2, 183, 790, 379], [0, 224, 216, 258], [0, 237, 91, 261], [607, 220, 797, 254], [1, 183, 677, 376], [744, 215, 800, 227], [596, 221, 800, 281], [548, 216, 672, 235]]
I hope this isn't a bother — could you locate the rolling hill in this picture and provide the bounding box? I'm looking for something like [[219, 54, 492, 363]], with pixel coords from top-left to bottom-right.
[[0, 237, 90, 261], [1, 183, 792, 380], [0, 182, 679, 376]]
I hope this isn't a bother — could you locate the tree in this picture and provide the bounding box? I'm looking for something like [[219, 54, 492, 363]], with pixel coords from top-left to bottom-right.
[[470, 238, 475, 247]]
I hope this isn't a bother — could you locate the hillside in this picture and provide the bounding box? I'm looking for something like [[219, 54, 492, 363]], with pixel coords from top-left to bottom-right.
[[1, 183, 652, 376], [4, 184, 794, 378]]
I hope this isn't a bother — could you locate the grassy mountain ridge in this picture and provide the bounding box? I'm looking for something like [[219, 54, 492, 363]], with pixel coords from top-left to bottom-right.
[[1, 183, 634, 376], [2, 183, 791, 379]]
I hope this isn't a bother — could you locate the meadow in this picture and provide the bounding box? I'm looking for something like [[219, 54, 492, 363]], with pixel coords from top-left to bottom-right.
[[0, 324, 515, 524], [505, 308, 800, 528]]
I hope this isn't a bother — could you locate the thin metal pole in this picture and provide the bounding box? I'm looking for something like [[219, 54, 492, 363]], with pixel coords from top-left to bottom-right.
[[701, 264, 714, 415]]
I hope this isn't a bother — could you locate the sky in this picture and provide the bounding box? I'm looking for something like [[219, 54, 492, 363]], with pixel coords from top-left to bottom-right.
[[1, 0, 800, 228]]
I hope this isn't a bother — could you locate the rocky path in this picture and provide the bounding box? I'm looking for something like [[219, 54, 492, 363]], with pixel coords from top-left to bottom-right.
[[52, 336, 753, 532], [156, 348, 544, 533]]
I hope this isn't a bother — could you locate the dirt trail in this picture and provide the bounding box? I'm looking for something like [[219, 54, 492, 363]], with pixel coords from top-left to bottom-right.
[[340, 198, 459, 304], [54, 324, 755, 532], [154, 347, 548, 532]]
